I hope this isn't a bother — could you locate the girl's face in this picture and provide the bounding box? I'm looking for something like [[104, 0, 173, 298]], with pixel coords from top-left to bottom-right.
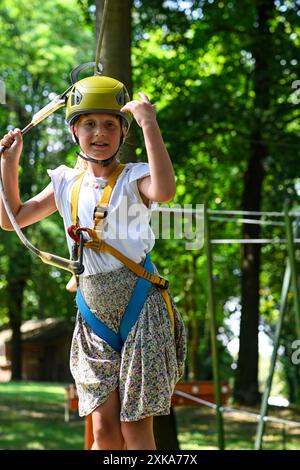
[[73, 113, 125, 160]]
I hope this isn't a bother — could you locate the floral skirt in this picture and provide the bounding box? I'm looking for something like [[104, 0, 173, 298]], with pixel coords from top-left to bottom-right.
[[70, 260, 186, 421]]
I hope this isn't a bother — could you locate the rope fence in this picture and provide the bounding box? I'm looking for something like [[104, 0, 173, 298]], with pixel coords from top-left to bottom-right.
[[153, 203, 300, 448], [211, 238, 300, 244], [174, 389, 300, 429]]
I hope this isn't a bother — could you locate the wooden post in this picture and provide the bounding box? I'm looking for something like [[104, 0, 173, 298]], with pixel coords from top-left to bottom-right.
[[204, 203, 225, 450], [284, 201, 300, 337], [255, 259, 291, 449], [84, 414, 94, 450], [153, 409, 179, 450]]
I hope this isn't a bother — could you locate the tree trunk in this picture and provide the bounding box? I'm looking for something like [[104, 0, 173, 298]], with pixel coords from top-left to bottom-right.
[[10, 319, 22, 380], [234, 135, 264, 404], [189, 254, 201, 379], [234, 0, 274, 405], [7, 245, 31, 380], [153, 408, 180, 450], [95, 0, 135, 163]]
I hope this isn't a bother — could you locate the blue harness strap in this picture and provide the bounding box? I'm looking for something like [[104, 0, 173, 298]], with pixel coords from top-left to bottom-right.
[[76, 253, 154, 353], [119, 253, 153, 343], [76, 287, 123, 353]]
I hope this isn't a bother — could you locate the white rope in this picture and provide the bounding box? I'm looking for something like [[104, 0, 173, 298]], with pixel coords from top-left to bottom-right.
[[222, 406, 300, 428], [209, 216, 285, 227], [152, 207, 299, 219], [174, 390, 300, 428], [94, 0, 109, 75], [152, 207, 203, 215], [207, 210, 284, 217], [211, 238, 300, 244], [174, 390, 217, 409]]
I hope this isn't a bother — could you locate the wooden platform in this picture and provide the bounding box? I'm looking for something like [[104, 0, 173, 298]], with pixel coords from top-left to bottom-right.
[[171, 381, 230, 406]]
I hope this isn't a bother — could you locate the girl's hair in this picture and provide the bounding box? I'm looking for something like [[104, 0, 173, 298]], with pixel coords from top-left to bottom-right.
[[70, 116, 87, 170]]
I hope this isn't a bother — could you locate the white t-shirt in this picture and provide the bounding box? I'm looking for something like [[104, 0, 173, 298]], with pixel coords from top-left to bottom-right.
[[47, 162, 158, 276]]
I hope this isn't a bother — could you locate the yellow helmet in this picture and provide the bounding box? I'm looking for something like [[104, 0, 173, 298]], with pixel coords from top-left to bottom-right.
[[65, 75, 132, 128]]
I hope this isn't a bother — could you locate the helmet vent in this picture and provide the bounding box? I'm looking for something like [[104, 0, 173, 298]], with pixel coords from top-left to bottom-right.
[[116, 88, 126, 106], [71, 88, 82, 107]]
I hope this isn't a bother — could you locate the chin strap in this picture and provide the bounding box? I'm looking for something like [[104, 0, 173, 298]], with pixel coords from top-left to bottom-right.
[[76, 151, 116, 167]]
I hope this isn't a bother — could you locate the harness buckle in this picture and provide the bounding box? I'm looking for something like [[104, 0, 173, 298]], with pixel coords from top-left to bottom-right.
[[155, 279, 169, 290], [94, 206, 108, 219], [67, 224, 80, 243]]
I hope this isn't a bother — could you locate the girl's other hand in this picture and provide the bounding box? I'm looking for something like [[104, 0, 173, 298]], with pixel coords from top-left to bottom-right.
[[66, 275, 77, 293], [121, 93, 156, 128], [0, 128, 23, 160]]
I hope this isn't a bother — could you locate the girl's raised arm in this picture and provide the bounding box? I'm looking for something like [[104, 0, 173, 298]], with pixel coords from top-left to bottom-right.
[[0, 128, 57, 231]]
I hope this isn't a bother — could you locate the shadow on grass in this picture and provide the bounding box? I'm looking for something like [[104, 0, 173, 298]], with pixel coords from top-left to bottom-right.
[[174, 406, 300, 450], [1, 382, 300, 450], [0, 382, 84, 450]]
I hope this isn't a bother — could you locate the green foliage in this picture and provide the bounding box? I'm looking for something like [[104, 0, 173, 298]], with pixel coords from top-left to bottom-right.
[[0, 381, 84, 450], [132, 0, 300, 388]]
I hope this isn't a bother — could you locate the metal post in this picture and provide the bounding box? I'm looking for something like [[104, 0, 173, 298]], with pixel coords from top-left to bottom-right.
[[284, 202, 300, 337], [254, 261, 291, 449], [255, 215, 300, 449], [204, 203, 225, 450]]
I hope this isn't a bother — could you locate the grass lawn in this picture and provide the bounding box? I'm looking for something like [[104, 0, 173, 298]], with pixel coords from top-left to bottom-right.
[[0, 381, 300, 450], [0, 381, 84, 450], [175, 406, 300, 450]]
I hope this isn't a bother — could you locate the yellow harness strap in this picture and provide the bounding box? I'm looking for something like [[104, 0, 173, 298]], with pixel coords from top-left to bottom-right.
[[70, 163, 174, 327], [71, 163, 125, 229], [84, 235, 167, 289], [71, 171, 86, 227], [93, 163, 126, 238]]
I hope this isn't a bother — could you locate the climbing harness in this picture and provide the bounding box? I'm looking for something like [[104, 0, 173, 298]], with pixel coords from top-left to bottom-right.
[[76, 252, 156, 353], [68, 162, 175, 352]]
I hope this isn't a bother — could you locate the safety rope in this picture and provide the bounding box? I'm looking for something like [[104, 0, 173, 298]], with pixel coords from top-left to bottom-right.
[[0, 1, 113, 274], [0, 86, 84, 274], [94, 0, 109, 75], [174, 389, 300, 429]]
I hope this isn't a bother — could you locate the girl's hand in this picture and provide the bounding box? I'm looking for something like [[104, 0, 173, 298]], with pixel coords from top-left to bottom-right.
[[0, 128, 23, 160], [66, 275, 77, 293], [121, 92, 156, 128]]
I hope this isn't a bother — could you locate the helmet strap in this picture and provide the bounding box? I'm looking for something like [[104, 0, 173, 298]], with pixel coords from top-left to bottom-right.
[[76, 151, 117, 167]]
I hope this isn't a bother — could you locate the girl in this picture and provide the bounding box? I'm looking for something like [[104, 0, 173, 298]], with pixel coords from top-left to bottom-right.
[[0, 75, 186, 450]]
